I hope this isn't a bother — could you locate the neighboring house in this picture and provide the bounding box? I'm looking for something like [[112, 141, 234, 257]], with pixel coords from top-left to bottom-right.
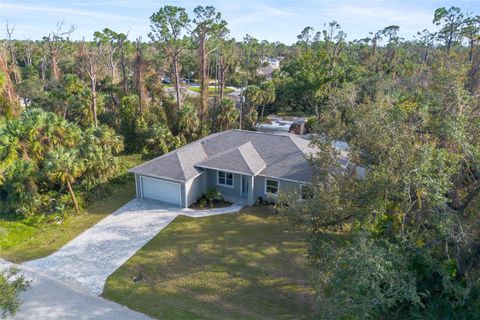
[[129, 130, 343, 207], [256, 115, 306, 135], [257, 65, 276, 80], [268, 58, 280, 68], [260, 57, 281, 69], [257, 57, 281, 80]]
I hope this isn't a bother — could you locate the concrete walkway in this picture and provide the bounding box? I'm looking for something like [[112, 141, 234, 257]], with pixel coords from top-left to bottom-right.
[[0, 259, 151, 320], [24, 199, 243, 296]]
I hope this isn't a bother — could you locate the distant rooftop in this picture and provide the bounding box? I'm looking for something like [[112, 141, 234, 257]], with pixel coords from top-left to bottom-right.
[[256, 114, 306, 134]]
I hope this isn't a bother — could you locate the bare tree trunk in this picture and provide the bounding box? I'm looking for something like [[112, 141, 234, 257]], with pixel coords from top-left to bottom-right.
[[466, 49, 480, 94], [25, 40, 32, 66], [172, 54, 181, 110], [104, 45, 117, 80], [371, 39, 377, 57], [50, 48, 61, 80], [63, 103, 68, 119], [0, 54, 20, 117], [219, 62, 226, 101], [40, 54, 47, 80], [6, 21, 19, 84], [47, 21, 74, 81], [469, 39, 474, 63], [446, 34, 453, 53], [66, 180, 80, 214], [83, 40, 99, 128], [239, 86, 244, 130], [119, 39, 129, 94], [199, 37, 209, 121], [423, 49, 429, 64], [134, 38, 147, 112], [110, 54, 116, 79], [91, 72, 98, 128]]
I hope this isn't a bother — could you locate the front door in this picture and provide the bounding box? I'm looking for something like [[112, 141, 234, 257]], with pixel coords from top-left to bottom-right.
[[242, 176, 249, 198]]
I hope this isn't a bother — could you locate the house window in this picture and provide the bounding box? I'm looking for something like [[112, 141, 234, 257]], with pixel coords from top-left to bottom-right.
[[300, 185, 313, 200], [217, 171, 233, 187], [265, 179, 279, 195]]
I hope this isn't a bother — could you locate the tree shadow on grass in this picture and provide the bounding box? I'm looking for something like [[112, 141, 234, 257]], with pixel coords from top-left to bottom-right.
[[104, 210, 349, 320]]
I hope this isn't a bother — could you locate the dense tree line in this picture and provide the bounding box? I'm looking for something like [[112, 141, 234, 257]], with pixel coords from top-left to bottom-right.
[[278, 6, 480, 319], [0, 4, 288, 219], [1, 4, 480, 318]]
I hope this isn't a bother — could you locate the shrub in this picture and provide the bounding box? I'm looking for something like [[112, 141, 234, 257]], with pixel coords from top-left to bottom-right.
[[204, 187, 221, 207], [198, 198, 207, 209], [305, 117, 318, 132], [0, 109, 123, 217]]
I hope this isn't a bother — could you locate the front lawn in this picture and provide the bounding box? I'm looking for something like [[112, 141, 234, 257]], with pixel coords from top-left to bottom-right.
[[189, 86, 235, 95], [103, 206, 318, 320], [0, 154, 141, 263]]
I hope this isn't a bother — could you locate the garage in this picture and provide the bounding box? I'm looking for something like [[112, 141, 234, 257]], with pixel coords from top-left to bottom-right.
[[140, 176, 182, 206]]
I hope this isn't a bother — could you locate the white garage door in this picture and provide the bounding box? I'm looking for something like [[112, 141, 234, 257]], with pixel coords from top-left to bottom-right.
[[141, 176, 182, 206]]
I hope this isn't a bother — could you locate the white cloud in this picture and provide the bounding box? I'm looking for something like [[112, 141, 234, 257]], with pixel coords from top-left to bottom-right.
[[0, 0, 471, 43], [0, 2, 144, 23], [228, 3, 296, 28]]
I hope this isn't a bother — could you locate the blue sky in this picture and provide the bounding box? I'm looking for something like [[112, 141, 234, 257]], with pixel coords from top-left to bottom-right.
[[1, 0, 479, 43]]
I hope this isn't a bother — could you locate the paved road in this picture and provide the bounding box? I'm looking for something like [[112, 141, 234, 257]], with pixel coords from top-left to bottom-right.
[[0, 259, 151, 320], [24, 198, 243, 295]]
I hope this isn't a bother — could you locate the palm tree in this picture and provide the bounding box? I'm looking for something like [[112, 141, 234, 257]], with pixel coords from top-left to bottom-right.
[[244, 83, 275, 119], [79, 125, 124, 187], [45, 147, 84, 213], [177, 103, 200, 141], [0, 128, 20, 170], [258, 81, 275, 118], [217, 99, 239, 131], [244, 85, 262, 108]]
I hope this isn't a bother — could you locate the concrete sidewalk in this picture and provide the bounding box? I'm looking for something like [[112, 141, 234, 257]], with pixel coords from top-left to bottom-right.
[[0, 259, 151, 320]]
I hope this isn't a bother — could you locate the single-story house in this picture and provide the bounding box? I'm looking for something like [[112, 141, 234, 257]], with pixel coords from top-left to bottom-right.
[[129, 130, 349, 207]]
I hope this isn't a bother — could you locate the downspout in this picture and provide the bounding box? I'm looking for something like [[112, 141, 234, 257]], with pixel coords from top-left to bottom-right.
[[250, 175, 255, 205]]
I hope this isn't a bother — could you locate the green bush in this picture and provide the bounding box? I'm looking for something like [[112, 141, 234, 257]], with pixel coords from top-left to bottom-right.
[[198, 198, 207, 209], [305, 117, 318, 132], [204, 187, 221, 207], [0, 109, 123, 217]]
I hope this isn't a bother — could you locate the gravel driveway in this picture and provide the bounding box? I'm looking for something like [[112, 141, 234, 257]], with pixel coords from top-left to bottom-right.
[[24, 198, 243, 296]]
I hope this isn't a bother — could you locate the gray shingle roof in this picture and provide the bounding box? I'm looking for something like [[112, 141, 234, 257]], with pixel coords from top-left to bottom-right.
[[196, 141, 266, 175], [129, 130, 318, 183]]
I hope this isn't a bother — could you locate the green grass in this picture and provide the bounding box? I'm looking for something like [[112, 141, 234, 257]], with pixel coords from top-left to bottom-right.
[[0, 153, 142, 263], [103, 206, 319, 320], [189, 86, 235, 95], [0, 185, 135, 262]]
